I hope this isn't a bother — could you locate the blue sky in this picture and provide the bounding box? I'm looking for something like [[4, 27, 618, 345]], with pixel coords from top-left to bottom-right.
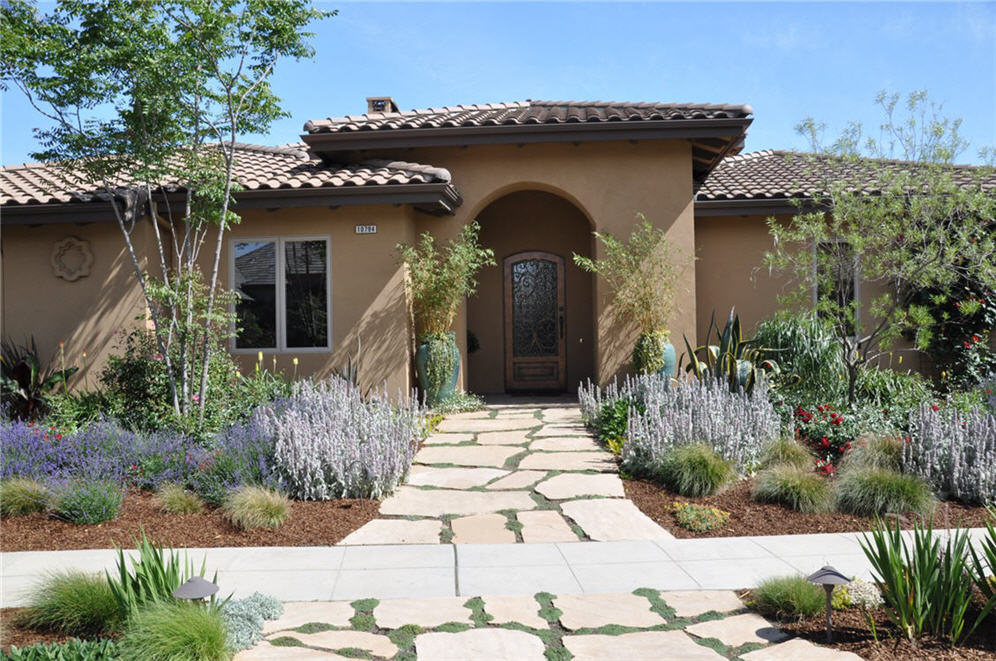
[[2, 2, 994, 166]]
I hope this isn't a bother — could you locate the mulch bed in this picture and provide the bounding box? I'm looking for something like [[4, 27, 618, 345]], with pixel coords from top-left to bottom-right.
[[1, 609, 78, 651], [755, 599, 996, 660], [624, 477, 991, 538], [0, 490, 380, 552]]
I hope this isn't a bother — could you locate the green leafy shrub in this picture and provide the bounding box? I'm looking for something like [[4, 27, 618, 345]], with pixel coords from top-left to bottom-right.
[[1, 337, 78, 421], [0, 477, 49, 516], [752, 466, 833, 513], [16, 571, 122, 637], [752, 575, 825, 620], [432, 391, 486, 414], [3, 638, 119, 660], [43, 390, 108, 433], [53, 481, 123, 524], [223, 485, 290, 530], [154, 483, 204, 514], [860, 517, 993, 644], [759, 438, 812, 470], [753, 313, 846, 401], [594, 397, 640, 452], [672, 501, 730, 533], [835, 468, 934, 517], [658, 443, 736, 497], [855, 367, 934, 417], [117, 601, 229, 661], [632, 329, 672, 375]]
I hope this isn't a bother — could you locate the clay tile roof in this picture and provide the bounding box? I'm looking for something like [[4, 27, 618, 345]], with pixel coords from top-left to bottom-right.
[[697, 149, 996, 202], [1, 143, 451, 207], [303, 99, 754, 134]]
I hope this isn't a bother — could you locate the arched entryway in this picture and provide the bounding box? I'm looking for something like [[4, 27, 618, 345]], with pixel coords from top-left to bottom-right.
[[467, 190, 594, 394]]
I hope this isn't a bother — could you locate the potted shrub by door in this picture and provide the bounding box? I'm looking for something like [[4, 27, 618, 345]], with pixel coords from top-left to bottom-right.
[[573, 215, 681, 376], [397, 221, 495, 406]]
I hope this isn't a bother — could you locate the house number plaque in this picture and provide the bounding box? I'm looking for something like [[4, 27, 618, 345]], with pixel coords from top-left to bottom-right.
[[355, 225, 377, 234]]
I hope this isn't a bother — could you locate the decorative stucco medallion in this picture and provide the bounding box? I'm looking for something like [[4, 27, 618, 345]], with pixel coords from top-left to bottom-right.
[[51, 236, 94, 281]]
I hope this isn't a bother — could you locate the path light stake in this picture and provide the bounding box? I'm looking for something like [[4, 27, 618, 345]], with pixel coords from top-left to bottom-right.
[[807, 565, 850, 643], [172, 576, 219, 602]]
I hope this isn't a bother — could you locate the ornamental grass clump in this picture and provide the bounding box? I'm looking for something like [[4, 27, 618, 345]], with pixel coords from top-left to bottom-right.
[[155, 483, 205, 514], [758, 437, 813, 470], [752, 465, 834, 513], [0, 477, 49, 516], [117, 601, 230, 661], [834, 467, 934, 517], [16, 571, 123, 638], [752, 575, 825, 620], [261, 377, 422, 499], [223, 486, 290, 530], [53, 480, 123, 524], [623, 375, 780, 476], [658, 444, 736, 497], [903, 404, 996, 504]]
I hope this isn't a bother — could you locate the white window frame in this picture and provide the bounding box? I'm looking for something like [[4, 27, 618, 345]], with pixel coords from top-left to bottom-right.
[[229, 235, 332, 354], [811, 238, 861, 335]]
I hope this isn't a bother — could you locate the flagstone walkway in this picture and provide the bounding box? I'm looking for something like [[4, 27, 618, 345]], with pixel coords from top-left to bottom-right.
[[339, 403, 673, 546], [235, 589, 862, 660]]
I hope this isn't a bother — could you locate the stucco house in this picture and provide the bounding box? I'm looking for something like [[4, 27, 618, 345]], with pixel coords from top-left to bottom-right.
[[1, 98, 987, 395]]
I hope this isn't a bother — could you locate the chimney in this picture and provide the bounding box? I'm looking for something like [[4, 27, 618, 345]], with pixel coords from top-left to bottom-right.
[[366, 97, 399, 114]]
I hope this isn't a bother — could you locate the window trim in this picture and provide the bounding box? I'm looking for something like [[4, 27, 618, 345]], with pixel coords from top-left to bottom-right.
[[811, 238, 861, 335], [229, 235, 332, 354]]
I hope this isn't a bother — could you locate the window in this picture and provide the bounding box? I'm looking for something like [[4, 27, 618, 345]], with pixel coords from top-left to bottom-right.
[[813, 240, 859, 335], [231, 237, 330, 351]]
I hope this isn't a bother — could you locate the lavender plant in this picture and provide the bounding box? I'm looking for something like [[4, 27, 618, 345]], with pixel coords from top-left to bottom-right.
[[903, 404, 996, 504], [624, 376, 781, 475], [259, 377, 423, 500]]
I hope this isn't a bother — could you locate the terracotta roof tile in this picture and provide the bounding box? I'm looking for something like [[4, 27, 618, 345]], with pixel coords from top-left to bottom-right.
[[697, 149, 996, 202], [0, 143, 451, 207], [303, 99, 753, 134]]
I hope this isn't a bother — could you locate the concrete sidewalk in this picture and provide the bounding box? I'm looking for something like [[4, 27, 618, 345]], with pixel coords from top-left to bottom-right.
[[3, 529, 988, 607]]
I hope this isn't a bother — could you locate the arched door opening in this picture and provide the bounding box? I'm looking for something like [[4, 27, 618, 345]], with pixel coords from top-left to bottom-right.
[[467, 190, 594, 394]]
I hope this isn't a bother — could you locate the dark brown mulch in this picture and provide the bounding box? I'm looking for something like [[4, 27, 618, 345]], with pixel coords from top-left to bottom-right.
[[761, 600, 996, 660], [0, 490, 380, 552], [0, 609, 73, 652], [624, 477, 991, 538]]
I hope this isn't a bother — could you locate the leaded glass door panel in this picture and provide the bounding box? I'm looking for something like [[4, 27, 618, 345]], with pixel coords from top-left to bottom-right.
[[503, 251, 566, 392]]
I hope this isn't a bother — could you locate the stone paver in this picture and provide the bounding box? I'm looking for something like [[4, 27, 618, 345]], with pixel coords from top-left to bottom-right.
[[373, 596, 472, 628], [518, 451, 615, 471], [532, 425, 589, 437], [685, 612, 788, 646], [564, 631, 725, 661], [451, 514, 517, 544], [261, 601, 354, 634], [517, 510, 578, 543], [534, 473, 625, 499], [529, 436, 600, 451], [423, 432, 475, 445], [481, 594, 548, 629], [416, 628, 546, 661], [285, 631, 398, 657], [554, 592, 665, 630], [415, 445, 521, 468], [435, 418, 538, 433], [408, 466, 509, 489], [660, 590, 744, 618], [379, 487, 536, 517], [476, 430, 532, 445], [741, 638, 864, 661], [235, 644, 347, 660], [338, 519, 442, 545], [484, 470, 547, 490], [561, 499, 673, 541]]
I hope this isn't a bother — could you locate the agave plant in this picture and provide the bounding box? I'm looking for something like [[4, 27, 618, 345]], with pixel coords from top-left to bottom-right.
[[1, 338, 78, 420], [678, 308, 780, 394]]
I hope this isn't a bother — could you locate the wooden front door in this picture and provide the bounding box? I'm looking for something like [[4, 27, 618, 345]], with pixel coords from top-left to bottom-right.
[[504, 251, 566, 392]]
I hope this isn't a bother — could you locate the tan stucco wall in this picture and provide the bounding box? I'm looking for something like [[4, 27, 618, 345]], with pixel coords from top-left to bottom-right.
[[400, 140, 697, 387], [220, 204, 416, 395], [467, 190, 595, 393], [0, 220, 151, 387]]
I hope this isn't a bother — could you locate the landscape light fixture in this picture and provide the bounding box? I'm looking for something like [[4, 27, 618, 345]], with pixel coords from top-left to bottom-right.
[[172, 576, 219, 601], [806, 565, 851, 643]]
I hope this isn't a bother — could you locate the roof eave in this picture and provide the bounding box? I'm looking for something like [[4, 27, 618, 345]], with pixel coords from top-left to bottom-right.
[[693, 197, 814, 217]]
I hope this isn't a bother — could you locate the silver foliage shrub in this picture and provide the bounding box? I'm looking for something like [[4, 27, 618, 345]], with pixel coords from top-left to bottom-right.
[[257, 377, 423, 500], [578, 372, 660, 424], [623, 376, 781, 475], [221, 592, 284, 652], [903, 404, 996, 505]]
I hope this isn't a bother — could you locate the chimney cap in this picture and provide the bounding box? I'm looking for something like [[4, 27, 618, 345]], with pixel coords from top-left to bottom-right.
[[367, 97, 399, 114]]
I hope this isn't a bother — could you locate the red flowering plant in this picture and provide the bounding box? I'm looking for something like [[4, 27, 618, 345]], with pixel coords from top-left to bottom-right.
[[793, 404, 863, 471]]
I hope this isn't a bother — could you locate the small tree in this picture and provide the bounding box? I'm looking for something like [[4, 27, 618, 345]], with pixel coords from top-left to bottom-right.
[[1, 0, 329, 424], [764, 91, 996, 404], [574, 215, 680, 373]]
